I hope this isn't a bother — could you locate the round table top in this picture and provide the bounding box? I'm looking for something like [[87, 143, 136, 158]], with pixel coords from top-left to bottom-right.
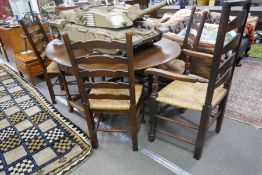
[[45, 37, 181, 71]]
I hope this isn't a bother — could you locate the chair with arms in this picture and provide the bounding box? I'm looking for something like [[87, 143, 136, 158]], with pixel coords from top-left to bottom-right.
[[145, 0, 251, 160], [155, 7, 208, 113], [161, 7, 209, 75], [19, 14, 70, 104], [62, 32, 144, 150]]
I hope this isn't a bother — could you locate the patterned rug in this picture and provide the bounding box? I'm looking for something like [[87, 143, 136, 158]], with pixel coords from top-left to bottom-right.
[[226, 58, 262, 128], [0, 64, 91, 175]]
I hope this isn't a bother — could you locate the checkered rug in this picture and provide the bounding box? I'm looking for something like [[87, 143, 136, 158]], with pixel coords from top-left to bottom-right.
[[0, 64, 91, 175]]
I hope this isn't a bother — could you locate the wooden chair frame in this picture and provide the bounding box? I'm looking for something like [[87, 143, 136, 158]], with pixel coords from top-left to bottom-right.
[[62, 32, 144, 151], [156, 7, 209, 113], [146, 0, 251, 160], [182, 7, 209, 75], [163, 7, 209, 75], [19, 14, 69, 104]]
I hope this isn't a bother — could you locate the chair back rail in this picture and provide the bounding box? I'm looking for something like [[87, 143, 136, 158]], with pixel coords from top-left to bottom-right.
[[75, 55, 128, 64], [79, 69, 129, 78], [183, 7, 209, 51], [226, 9, 248, 32], [205, 0, 251, 106], [84, 82, 130, 89], [218, 53, 236, 76], [29, 29, 43, 37], [62, 32, 136, 106], [222, 34, 242, 54], [182, 7, 196, 49], [182, 7, 209, 74], [71, 40, 127, 50]]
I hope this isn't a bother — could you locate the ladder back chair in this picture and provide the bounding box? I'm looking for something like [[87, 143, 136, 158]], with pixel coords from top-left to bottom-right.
[[0, 37, 9, 62], [156, 7, 208, 113], [145, 0, 251, 160], [62, 32, 144, 151], [162, 7, 209, 75], [182, 7, 209, 75], [19, 14, 70, 104]]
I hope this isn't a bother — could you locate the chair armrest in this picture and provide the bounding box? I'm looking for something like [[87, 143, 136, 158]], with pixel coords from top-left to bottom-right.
[[145, 68, 208, 83], [163, 32, 184, 46], [182, 49, 214, 61]]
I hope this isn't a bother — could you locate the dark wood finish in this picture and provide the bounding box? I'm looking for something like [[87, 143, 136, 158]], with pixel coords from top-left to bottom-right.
[[62, 32, 144, 151], [145, 68, 208, 83], [182, 49, 213, 61], [84, 82, 129, 89], [45, 37, 181, 71], [156, 115, 198, 130], [146, 0, 251, 160], [182, 7, 209, 74], [218, 53, 235, 75], [18, 14, 70, 104], [0, 37, 9, 62]]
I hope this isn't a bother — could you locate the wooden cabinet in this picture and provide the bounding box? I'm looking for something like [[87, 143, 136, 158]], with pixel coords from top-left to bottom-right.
[[0, 26, 26, 59], [0, 24, 49, 59]]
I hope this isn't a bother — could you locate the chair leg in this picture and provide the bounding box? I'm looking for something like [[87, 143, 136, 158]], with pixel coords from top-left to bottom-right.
[[141, 102, 145, 124], [84, 107, 98, 149], [43, 70, 56, 104], [216, 94, 229, 133], [147, 75, 153, 93], [58, 75, 65, 91], [194, 105, 211, 160], [130, 106, 138, 151], [148, 75, 158, 142], [148, 99, 158, 142], [59, 69, 73, 112]]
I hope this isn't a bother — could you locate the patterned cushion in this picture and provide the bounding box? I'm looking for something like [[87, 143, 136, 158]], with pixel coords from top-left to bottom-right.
[[166, 9, 192, 34], [207, 12, 221, 24], [178, 23, 237, 47]]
